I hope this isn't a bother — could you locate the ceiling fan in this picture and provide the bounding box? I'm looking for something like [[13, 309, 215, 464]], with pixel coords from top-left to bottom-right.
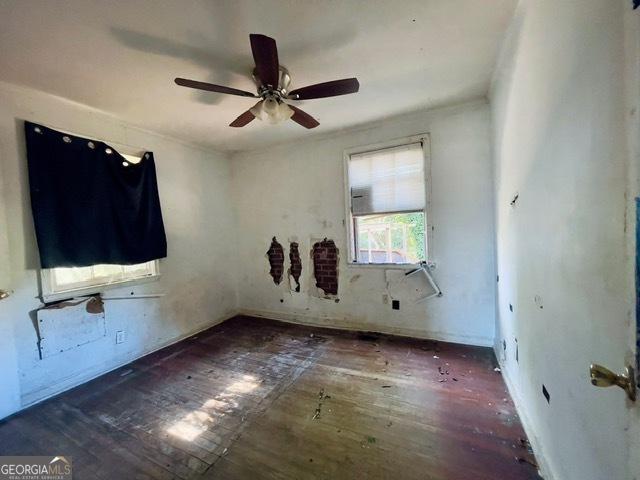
[[174, 34, 360, 129]]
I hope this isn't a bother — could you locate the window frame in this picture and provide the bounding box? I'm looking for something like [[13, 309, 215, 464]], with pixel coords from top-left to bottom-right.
[[343, 134, 432, 268], [40, 260, 161, 303]]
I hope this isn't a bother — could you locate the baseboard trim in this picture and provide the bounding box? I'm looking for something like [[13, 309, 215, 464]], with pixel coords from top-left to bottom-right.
[[497, 357, 557, 480], [18, 310, 238, 413], [239, 308, 494, 347]]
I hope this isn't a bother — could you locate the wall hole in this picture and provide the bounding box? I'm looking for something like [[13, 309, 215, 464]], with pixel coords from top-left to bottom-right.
[[542, 384, 550, 403], [266, 237, 285, 285]]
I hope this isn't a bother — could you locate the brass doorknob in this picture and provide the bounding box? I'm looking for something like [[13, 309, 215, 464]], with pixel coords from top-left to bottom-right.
[[590, 364, 636, 401]]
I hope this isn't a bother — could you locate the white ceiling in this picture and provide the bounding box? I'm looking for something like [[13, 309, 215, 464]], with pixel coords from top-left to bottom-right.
[[0, 0, 516, 152]]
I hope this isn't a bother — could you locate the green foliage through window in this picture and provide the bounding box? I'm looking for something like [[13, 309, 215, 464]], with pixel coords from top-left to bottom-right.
[[355, 211, 426, 263]]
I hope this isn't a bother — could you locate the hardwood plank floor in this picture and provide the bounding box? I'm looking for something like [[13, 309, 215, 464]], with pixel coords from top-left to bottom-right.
[[0, 316, 541, 479]]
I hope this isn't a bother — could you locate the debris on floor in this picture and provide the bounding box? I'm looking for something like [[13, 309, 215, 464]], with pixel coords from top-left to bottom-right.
[[357, 332, 380, 342], [361, 436, 377, 449], [313, 388, 332, 420], [515, 456, 538, 469], [305, 334, 327, 345], [518, 437, 534, 454]]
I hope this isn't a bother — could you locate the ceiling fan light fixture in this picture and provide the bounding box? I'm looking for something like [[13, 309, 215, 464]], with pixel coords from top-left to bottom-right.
[[251, 97, 293, 124]]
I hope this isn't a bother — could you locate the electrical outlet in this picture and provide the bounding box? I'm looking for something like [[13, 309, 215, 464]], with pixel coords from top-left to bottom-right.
[[382, 294, 389, 304], [116, 330, 126, 344]]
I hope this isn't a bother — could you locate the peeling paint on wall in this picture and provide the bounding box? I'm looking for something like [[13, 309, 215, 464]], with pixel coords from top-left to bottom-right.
[[288, 242, 302, 292], [311, 238, 339, 295], [266, 237, 285, 285]]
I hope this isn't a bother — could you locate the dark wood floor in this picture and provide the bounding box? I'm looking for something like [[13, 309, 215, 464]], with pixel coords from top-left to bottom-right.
[[0, 316, 540, 479]]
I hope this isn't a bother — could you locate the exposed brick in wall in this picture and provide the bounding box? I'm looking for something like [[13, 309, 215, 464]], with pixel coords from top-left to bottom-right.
[[266, 237, 284, 285], [312, 238, 339, 295], [289, 242, 302, 292]]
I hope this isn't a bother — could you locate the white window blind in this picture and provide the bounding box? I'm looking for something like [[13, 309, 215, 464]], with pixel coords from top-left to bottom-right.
[[348, 142, 425, 216]]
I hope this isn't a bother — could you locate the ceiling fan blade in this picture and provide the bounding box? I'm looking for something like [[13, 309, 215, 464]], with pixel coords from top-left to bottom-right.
[[229, 101, 262, 127], [250, 34, 280, 88], [175, 78, 257, 97], [288, 78, 359, 100], [289, 105, 319, 129]]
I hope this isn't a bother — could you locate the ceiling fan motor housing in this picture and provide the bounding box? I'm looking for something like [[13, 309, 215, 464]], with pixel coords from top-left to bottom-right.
[[253, 66, 291, 100]]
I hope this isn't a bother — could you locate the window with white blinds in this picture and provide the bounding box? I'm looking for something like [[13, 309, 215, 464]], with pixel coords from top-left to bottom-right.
[[348, 142, 425, 216], [345, 138, 430, 265]]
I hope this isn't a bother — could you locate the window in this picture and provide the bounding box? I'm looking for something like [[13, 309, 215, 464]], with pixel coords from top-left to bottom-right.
[[41, 261, 160, 302], [38, 149, 162, 302], [345, 136, 430, 265]]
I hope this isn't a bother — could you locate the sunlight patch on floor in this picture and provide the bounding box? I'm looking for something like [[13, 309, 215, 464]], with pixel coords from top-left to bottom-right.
[[166, 374, 261, 441]]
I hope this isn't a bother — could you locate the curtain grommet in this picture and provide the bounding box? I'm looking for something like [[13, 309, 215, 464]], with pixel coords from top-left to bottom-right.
[[122, 161, 129, 167], [34, 127, 42, 134], [88, 141, 95, 149], [144, 153, 150, 159], [62, 136, 71, 143], [105, 148, 113, 154]]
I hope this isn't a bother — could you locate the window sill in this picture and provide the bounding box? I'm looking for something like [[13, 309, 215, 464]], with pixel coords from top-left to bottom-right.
[[41, 274, 161, 303], [346, 262, 420, 270]]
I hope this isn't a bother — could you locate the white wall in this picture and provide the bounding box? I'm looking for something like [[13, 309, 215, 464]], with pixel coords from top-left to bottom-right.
[[490, 1, 636, 479], [624, 5, 640, 479], [232, 101, 496, 346], [0, 82, 238, 417]]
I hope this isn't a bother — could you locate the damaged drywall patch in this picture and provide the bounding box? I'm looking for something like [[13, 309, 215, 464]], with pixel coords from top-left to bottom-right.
[[37, 296, 106, 358], [44, 295, 104, 314], [311, 238, 339, 295], [266, 237, 285, 285], [288, 241, 302, 292]]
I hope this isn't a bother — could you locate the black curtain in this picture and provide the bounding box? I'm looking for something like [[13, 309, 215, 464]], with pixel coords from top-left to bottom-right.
[[25, 121, 167, 268]]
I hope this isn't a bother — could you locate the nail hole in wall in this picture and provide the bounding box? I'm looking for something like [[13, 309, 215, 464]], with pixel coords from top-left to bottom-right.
[[534, 295, 543, 309]]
